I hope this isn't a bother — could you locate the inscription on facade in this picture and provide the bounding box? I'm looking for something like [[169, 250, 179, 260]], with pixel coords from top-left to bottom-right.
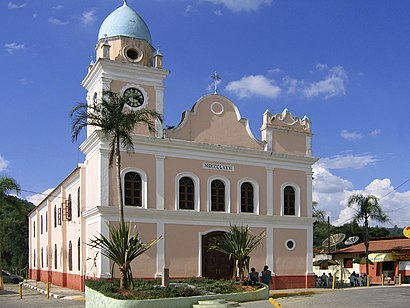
[[203, 163, 234, 172]]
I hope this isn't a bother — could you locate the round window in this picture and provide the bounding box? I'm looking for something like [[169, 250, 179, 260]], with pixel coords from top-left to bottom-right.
[[285, 239, 296, 251], [123, 46, 143, 63], [126, 48, 139, 60]]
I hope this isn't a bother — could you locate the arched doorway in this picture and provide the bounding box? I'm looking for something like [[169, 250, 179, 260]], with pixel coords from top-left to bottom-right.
[[202, 231, 234, 280]]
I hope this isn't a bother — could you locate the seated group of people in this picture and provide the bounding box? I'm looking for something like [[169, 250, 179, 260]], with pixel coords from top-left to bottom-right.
[[349, 271, 367, 286], [248, 265, 273, 287], [316, 273, 334, 287]]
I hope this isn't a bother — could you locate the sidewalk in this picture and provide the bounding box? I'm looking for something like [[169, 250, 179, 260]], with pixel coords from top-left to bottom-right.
[[23, 279, 85, 300]]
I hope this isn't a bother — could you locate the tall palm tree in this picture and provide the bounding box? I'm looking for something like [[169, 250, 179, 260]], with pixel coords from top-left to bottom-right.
[[0, 176, 20, 290], [70, 90, 162, 224], [210, 224, 265, 281], [347, 193, 388, 280]]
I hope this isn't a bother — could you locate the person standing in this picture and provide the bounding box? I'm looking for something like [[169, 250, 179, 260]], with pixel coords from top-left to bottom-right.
[[261, 265, 272, 288]]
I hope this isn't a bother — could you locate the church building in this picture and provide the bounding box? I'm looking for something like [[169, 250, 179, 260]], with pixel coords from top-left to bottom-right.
[[28, 1, 317, 291]]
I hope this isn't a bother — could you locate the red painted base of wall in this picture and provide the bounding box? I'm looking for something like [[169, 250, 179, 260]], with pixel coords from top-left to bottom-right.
[[29, 269, 85, 292], [272, 274, 315, 290]]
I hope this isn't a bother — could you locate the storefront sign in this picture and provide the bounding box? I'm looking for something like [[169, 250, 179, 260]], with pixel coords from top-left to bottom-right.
[[203, 162, 234, 172], [399, 261, 410, 271], [392, 251, 410, 261], [368, 253, 393, 262]]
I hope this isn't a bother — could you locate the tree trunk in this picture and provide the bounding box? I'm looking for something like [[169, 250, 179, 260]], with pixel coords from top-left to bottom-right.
[[119, 268, 127, 290], [364, 213, 369, 282], [115, 138, 124, 225]]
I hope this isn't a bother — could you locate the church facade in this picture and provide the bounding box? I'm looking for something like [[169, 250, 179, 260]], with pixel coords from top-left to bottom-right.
[[28, 1, 317, 291]]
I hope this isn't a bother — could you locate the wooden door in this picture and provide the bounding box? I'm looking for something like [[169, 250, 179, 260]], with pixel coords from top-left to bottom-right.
[[202, 231, 233, 280]]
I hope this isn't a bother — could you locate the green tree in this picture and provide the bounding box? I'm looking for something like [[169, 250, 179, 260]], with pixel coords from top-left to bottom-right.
[[347, 193, 389, 279], [70, 90, 162, 224], [88, 222, 160, 290], [312, 201, 326, 222], [0, 176, 20, 290], [209, 224, 265, 281]]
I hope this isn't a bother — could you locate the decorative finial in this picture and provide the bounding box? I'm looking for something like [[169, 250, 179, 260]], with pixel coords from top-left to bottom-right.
[[123, 0, 128, 6], [104, 34, 108, 44], [210, 71, 221, 94], [156, 45, 162, 56]]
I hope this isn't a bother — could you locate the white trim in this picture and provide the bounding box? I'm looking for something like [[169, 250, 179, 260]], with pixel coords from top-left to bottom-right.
[[155, 156, 165, 210], [266, 227, 274, 273], [237, 178, 259, 214], [175, 172, 200, 212], [121, 167, 148, 209], [307, 226, 313, 273], [198, 228, 229, 277], [280, 182, 301, 217], [155, 222, 165, 278], [99, 218, 111, 278], [99, 149, 109, 207], [266, 168, 274, 215], [211, 102, 224, 115], [207, 175, 231, 213], [285, 239, 296, 251], [155, 86, 165, 137], [306, 171, 313, 218]]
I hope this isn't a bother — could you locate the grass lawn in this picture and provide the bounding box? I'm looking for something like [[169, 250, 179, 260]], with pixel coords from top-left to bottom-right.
[[85, 278, 261, 300]]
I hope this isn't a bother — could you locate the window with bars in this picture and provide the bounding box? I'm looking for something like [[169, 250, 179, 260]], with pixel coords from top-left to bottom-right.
[[211, 180, 225, 211], [240, 182, 254, 213], [78, 238, 81, 271], [284, 186, 295, 215], [67, 194, 72, 221], [54, 205, 57, 228], [77, 187, 81, 218], [179, 177, 195, 210], [124, 172, 142, 206], [54, 244, 57, 269]]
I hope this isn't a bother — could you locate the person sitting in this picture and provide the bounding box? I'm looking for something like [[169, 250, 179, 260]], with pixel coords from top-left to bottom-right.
[[249, 267, 259, 285], [321, 273, 328, 287], [261, 265, 272, 289]]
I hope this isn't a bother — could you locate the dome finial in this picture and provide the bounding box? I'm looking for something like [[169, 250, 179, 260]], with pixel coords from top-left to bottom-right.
[[123, 0, 128, 6]]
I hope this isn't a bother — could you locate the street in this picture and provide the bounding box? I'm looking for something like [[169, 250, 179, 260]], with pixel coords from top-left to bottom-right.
[[275, 286, 410, 308], [0, 284, 85, 308]]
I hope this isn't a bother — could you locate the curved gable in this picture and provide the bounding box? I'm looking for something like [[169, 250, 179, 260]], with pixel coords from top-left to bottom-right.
[[166, 94, 263, 150]]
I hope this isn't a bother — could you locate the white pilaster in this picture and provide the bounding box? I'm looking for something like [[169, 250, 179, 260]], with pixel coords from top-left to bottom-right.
[[155, 222, 165, 278], [306, 135, 312, 157], [306, 171, 313, 217], [266, 227, 274, 272], [156, 155, 165, 210], [99, 218, 111, 278], [307, 225, 313, 274], [155, 86, 165, 138], [266, 167, 274, 215], [99, 149, 110, 207]]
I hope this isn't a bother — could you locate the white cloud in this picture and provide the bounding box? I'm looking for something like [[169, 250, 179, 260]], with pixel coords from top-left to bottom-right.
[[19, 78, 32, 85], [185, 5, 199, 15], [316, 153, 378, 170], [370, 129, 381, 137], [313, 166, 353, 194], [205, 0, 272, 12], [26, 188, 54, 205], [8, 2, 27, 10], [0, 154, 10, 171], [4, 42, 25, 54], [48, 17, 69, 25], [81, 9, 97, 26], [340, 129, 363, 141], [52, 5, 63, 10], [32, 13, 38, 18], [303, 64, 348, 99], [225, 75, 281, 99]]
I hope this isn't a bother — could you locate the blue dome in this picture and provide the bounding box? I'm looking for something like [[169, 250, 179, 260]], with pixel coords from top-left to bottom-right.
[[98, 2, 152, 45]]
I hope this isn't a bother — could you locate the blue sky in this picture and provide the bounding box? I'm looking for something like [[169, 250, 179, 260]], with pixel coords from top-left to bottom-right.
[[1, 0, 410, 228]]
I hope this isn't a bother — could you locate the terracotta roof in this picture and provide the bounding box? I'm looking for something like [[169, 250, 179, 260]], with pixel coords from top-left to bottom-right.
[[332, 238, 410, 254]]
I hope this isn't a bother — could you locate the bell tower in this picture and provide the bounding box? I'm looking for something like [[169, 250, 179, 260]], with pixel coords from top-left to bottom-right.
[[82, 0, 169, 138]]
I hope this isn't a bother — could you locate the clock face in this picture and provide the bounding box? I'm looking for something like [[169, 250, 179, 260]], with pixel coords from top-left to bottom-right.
[[124, 88, 144, 108]]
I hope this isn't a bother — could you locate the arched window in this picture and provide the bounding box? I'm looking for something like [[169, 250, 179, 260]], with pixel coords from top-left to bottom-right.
[[54, 244, 57, 269], [240, 182, 254, 213], [179, 177, 194, 210], [45, 212, 48, 232], [41, 248, 44, 268], [77, 238, 81, 271], [68, 241, 73, 271], [67, 194, 72, 221], [284, 186, 295, 215], [124, 172, 142, 206], [54, 205, 57, 228], [40, 215, 43, 234], [33, 249, 36, 267], [211, 180, 225, 211], [77, 187, 81, 217]]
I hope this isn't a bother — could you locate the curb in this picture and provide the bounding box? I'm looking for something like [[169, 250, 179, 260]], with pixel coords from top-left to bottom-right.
[[22, 282, 64, 299], [269, 297, 282, 307]]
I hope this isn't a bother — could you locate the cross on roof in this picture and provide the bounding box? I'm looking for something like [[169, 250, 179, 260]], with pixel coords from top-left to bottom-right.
[[210, 71, 221, 94]]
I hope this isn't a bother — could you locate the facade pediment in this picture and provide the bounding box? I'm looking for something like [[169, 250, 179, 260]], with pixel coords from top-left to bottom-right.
[[166, 94, 264, 150]]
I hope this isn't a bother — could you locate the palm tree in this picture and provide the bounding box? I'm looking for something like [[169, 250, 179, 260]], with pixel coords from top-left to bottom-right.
[[0, 176, 20, 290], [347, 193, 389, 280], [70, 90, 162, 224], [88, 222, 160, 290], [209, 224, 265, 281]]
